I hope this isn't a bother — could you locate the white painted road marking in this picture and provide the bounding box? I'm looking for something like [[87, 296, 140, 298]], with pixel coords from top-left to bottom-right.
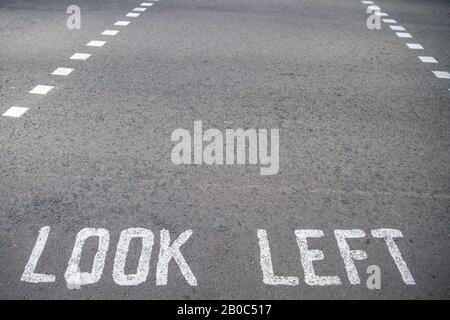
[[20, 226, 56, 283], [70, 53, 91, 60], [65, 228, 110, 286], [114, 21, 130, 26], [258, 228, 416, 287], [22, 226, 198, 287], [51, 67, 74, 76], [4, 1, 161, 119], [418, 56, 437, 63], [432, 71, 450, 79], [156, 230, 198, 286], [389, 25, 405, 31], [334, 230, 368, 285], [2, 106, 29, 118], [113, 228, 154, 286], [102, 30, 119, 36], [86, 40, 106, 47], [371, 229, 416, 285], [360, 0, 448, 106], [29, 85, 54, 95], [295, 230, 342, 286], [257, 229, 299, 286], [20, 226, 417, 288], [396, 32, 412, 38], [406, 43, 423, 50]]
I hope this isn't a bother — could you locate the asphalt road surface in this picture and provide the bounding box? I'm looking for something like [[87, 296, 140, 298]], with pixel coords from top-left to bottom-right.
[[1, 0, 449, 299]]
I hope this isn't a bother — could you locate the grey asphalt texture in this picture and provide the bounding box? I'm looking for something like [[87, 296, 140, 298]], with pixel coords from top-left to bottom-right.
[[0, 0, 449, 299]]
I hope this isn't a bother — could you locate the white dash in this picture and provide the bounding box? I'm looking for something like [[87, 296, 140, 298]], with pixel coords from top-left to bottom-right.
[[140, 2, 155, 5], [396, 32, 412, 38], [361, 1, 374, 4], [70, 53, 91, 60], [126, 12, 140, 17], [418, 56, 437, 63], [389, 25, 405, 31], [102, 30, 119, 36], [406, 43, 423, 50], [133, 7, 147, 12], [51, 67, 74, 76], [2, 106, 29, 118], [29, 85, 54, 95], [86, 40, 106, 47], [368, 5, 380, 11], [114, 21, 130, 26], [382, 19, 397, 24], [374, 12, 388, 16], [432, 71, 450, 79]]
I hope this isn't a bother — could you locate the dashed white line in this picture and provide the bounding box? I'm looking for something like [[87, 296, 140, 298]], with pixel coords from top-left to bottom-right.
[[389, 25, 405, 31], [51, 67, 74, 76], [396, 32, 412, 38], [418, 56, 437, 63], [432, 71, 450, 79], [2, 106, 29, 118], [29, 85, 54, 95], [114, 21, 130, 26], [70, 53, 91, 60], [359, 1, 447, 94], [406, 43, 423, 50], [86, 40, 106, 47], [126, 13, 140, 18], [5, 1, 159, 119], [102, 30, 119, 36]]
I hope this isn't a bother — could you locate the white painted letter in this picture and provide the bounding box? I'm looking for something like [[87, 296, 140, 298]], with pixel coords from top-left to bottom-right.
[[156, 229, 197, 286], [257, 229, 299, 286], [21, 226, 55, 283], [64, 228, 109, 287], [371, 229, 415, 285], [295, 230, 341, 286], [334, 229, 367, 284], [113, 228, 154, 286]]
